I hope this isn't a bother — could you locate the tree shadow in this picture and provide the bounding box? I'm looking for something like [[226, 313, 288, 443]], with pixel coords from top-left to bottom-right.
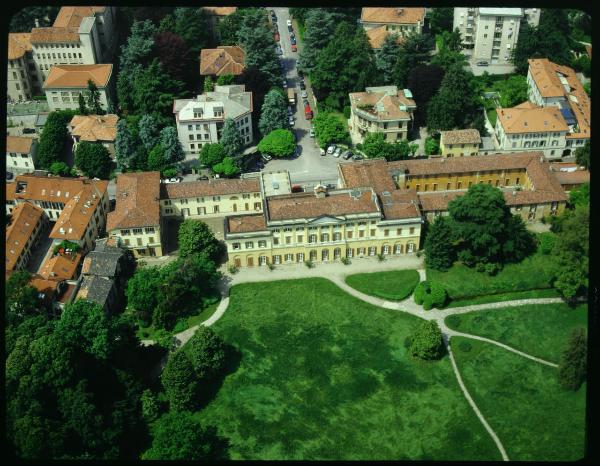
[[205, 425, 232, 460], [195, 343, 242, 410]]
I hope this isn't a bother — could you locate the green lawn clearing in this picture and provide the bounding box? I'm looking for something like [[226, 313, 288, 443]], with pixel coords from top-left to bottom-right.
[[445, 288, 561, 308], [486, 108, 497, 127], [345, 269, 420, 301], [452, 337, 586, 461], [445, 303, 587, 363], [201, 278, 500, 460]]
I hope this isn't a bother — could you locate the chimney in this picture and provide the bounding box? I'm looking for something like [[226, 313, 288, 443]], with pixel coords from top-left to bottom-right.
[[539, 155, 544, 163], [35, 18, 40, 27], [314, 185, 327, 198], [396, 8, 403, 15]]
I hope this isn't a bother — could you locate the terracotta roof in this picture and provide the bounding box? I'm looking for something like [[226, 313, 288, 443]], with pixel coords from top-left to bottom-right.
[[548, 163, 590, 187], [5, 202, 46, 271], [266, 189, 380, 221], [227, 214, 268, 234], [43, 64, 113, 89], [162, 178, 260, 199], [11, 174, 106, 205], [53, 6, 105, 28], [107, 172, 161, 231], [441, 129, 481, 145], [30, 275, 61, 304], [200, 46, 246, 76], [6, 184, 15, 201], [8, 33, 32, 60], [39, 252, 82, 280], [350, 86, 416, 121], [338, 159, 397, 193], [69, 114, 118, 142], [30, 27, 80, 44], [365, 26, 405, 49], [379, 189, 421, 220], [6, 136, 34, 154], [203, 7, 237, 16], [496, 103, 568, 134], [361, 7, 425, 25]]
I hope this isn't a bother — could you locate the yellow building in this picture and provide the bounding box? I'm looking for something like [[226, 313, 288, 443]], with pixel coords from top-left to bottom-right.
[[440, 129, 481, 157]]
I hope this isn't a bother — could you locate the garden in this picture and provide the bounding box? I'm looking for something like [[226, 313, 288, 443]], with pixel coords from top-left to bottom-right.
[[344, 269, 420, 301]]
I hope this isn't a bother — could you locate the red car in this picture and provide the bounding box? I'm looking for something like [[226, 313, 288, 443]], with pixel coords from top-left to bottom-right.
[[304, 105, 313, 120], [291, 44, 297, 52]]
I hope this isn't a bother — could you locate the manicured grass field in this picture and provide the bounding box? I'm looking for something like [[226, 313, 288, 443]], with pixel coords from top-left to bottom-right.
[[445, 288, 561, 308], [452, 338, 586, 461], [445, 303, 587, 363], [345, 269, 420, 301], [201, 278, 500, 460], [427, 252, 555, 301]]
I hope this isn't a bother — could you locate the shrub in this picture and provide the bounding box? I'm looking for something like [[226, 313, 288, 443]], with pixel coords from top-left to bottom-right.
[[413, 281, 430, 305], [409, 320, 445, 360], [475, 261, 487, 273], [376, 253, 385, 262], [162, 167, 178, 178], [228, 265, 239, 274], [458, 249, 477, 267], [484, 262, 502, 276], [341, 257, 351, 265], [537, 232, 556, 255], [413, 280, 447, 309], [304, 260, 314, 268], [428, 281, 448, 308], [172, 319, 189, 334], [558, 328, 587, 390], [267, 263, 275, 271], [343, 105, 351, 119]]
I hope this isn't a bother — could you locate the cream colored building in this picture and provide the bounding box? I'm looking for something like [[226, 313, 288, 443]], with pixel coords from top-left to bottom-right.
[[68, 114, 118, 158], [348, 86, 416, 145], [440, 129, 481, 157], [360, 8, 425, 50], [7, 33, 38, 101], [5, 201, 49, 272], [6, 136, 37, 177]]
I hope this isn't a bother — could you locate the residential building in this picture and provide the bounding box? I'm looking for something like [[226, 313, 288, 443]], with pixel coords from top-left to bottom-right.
[[107, 172, 164, 258], [348, 86, 416, 145], [202, 7, 237, 42], [360, 8, 425, 50], [173, 84, 253, 159], [7, 174, 110, 252], [527, 58, 591, 154], [6, 136, 38, 177], [7, 33, 38, 101], [68, 114, 118, 158], [440, 129, 481, 157], [38, 249, 83, 282], [548, 162, 590, 193], [200, 46, 246, 77], [5, 201, 49, 272], [43, 64, 114, 112], [495, 101, 568, 158], [29, 274, 78, 311]]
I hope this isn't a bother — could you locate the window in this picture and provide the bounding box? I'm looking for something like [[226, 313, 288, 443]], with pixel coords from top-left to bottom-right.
[[394, 244, 402, 254], [409, 227, 415, 235], [358, 230, 364, 238], [232, 242, 240, 250], [283, 227, 292, 232], [165, 208, 173, 214], [132, 228, 142, 235], [433, 183, 437, 191], [346, 248, 354, 258], [516, 177, 520, 185], [333, 232, 341, 241], [245, 241, 254, 249], [321, 233, 329, 242], [297, 235, 303, 243], [347, 231, 353, 239], [124, 238, 130, 246], [273, 255, 281, 264], [285, 253, 293, 262], [180, 198, 188, 204], [145, 227, 155, 234], [254, 202, 261, 210], [309, 234, 317, 243], [383, 245, 390, 255], [189, 134, 194, 140], [136, 238, 143, 246], [369, 229, 375, 236], [396, 228, 403, 235], [273, 237, 279, 245], [297, 253, 304, 262], [149, 237, 155, 244], [368, 246, 376, 256], [424, 184, 428, 192], [285, 236, 291, 244], [213, 196, 220, 201], [121, 229, 131, 235]]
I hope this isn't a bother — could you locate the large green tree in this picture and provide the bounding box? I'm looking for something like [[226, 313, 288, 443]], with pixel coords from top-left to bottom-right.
[[406, 65, 445, 126], [178, 220, 221, 260], [86, 79, 104, 115], [358, 132, 411, 161], [424, 216, 456, 271], [409, 320, 445, 360], [258, 129, 296, 157], [428, 8, 454, 35], [212, 157, 241, 178], [376, 33, 402, 85], [159, 126, 184, 165], [36, 110, 77, 169], [74, 142, 113, 179], [125, 266, 162, 324], [114, 119, 137, 169], [199, 143, 226, 168], [258, 88, 289, 137], [569, 183, 589, 208], [558, 328, 587, 390], [394, 33, 435, 87], [574, 140, 590, 170], [138, 114, 160, 151], [160, 349, 197, 412], [185, 326, 226, 380], [219, 118, 244, 158], [5, 271, 42, 326], [299, 9, 337, 72], [313, 112, 350, 148], [171, 7, 211, 55], [10, 6, 60, 32]]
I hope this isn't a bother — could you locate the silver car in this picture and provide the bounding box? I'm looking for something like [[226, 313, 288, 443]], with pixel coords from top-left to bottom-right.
[[333, 147, 342, 158]]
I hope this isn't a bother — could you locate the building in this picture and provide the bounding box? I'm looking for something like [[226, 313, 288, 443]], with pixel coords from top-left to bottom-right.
[[7, 33, 38, 101], [202, 7, 237, 42], [173, 84, 253, 159], [68, 114, 118, 158], [38, 249, 83, 281], [6, 136, 38, 177], [200, 46, 246, 77], [29, 274, 78, 311], [360, 8, 425, 50], [495, 102, 568, 158], [107, 172, 163, 258], [548, 162, 590, 193], [440, 129, 481, 157], [526, 58, 591, 155], [5, 201, 49, 272], [43, 64, 114, 112], [7, 174, 110, 252], [348, 86, 416, 145]]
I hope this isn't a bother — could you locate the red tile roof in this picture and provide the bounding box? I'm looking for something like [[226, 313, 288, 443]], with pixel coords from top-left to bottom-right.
[[107, 172, 161, 231]]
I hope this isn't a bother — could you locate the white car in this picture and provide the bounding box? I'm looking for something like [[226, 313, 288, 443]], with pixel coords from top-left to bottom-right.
[[288, 116, 295, 126], [320, 148, 326, 156], [163, 177, 182, 184], [333, 147, 342, 158], [326, 145, 336, 154], [286, 19, 292, 26], [282, 79, 287, 88], [301, 90, 308, 99], [309, 128, 315, 137]]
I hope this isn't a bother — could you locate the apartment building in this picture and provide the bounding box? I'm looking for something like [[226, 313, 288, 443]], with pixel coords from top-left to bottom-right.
[[200, 46, 246, 77], [440, 129, 481, 157], [6, 136, 38, 177], [360, 8, 425, 49], [107, 172, 164, 258], [527, 58, 591, 154], [68, 114, 118, 158], [7, 174, 110, 252], [43, 64, 114, 112], [5, 202, 49, 272], [173, 84, 253, 157], [495, 102, 568, 158], [348, 86, 416, 145], [7, 33, 38, 101]]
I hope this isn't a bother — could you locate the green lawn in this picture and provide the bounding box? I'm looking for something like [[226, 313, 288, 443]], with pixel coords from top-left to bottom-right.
[[446, 288, 561, 308], [486, 108, 497, 127], [452, 338, 586, 461], [426, 252, 555, 301], [345, 269, 420, 301], [201, 278, 500, 460], [445, 303, 587, 363]]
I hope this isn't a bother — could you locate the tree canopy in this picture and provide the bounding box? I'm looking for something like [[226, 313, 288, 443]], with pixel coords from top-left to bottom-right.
[[212, 157, 241, 178], [36, 110, 77, 169], [75, 142, 112, 179], [259, 88, 289, 137], [424, 216, 456, 271], [358, 132, 412, 161], [199, 143, 226, 168], [409, 320, 445, 360], [178, 219, 222, 260], [220, 118, 244, 158], [574, 140, 590, 170], [428, 8, 454, 35], [313, 112, 350, 148], [558, 328, 587, 390], [258, 129, 296, 157]]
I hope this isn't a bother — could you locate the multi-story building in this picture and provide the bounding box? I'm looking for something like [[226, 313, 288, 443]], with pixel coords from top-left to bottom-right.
[[43, 64, 114, 112], [440, 129, 481, 157], [495, 101, 569, 158], [68, 114, 118, 158], [360, 8, 425, 50], [200, 46, 246, 77], [202, 7, 237, 42], [5, 201, 49, 272], [107, 172, 164, 258], [173, 84, 253, 158], [7, 33, 38, 101], [348, 86, 416, 145], [7, 174, 110, 252], [6, 136, 38, 177], [527, 58, 591, 155]]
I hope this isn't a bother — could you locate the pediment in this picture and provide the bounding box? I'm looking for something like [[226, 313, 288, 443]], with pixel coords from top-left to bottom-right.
[[308, 215, 344, 225]]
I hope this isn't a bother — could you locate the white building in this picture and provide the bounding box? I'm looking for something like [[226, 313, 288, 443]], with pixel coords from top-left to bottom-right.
[[7, 33, 39, 101], [173, 84, 254, 159], [6, 136, 37, 178]]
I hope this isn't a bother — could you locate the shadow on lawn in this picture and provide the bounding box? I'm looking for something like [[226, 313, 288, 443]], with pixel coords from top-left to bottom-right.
[[196, 343, 243, 411]]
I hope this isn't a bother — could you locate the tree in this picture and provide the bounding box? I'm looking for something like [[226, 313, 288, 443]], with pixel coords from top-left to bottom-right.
[[299, 9, 337, 72], [424, 216, 456, 271], [203, 75, 215, 93], [258, 129, 296, 157], [409, 320, 445, 360], [431, 48, 468, 71], [159, 126, 184, 165], [74, 142, 112, 179], [394, 33, 434, 87], [440, 29, 463, 52], [140, 389, 160, 424], [558, 328, 587, 390], [125, 266, 162, 323], [161, 350, 197, 412], [569, 183, 589, 208], [428, 8, 454, 35], [199, 143, 226, 168], [219, 118, 244, 158], [5, 271, 42, 327], [406, 65, 445, 126], [86, 79, 103, 115], [313, 112, 350, 148], [185, 326, 226, 379], [178, 220, 221, 260], [171, 7, 211, 55], [497, 75, 528, 108], [216, 74, 235, 85], [376, 33, 402, 85], [77, 93, 87, 115], [36, 110, 77, 169], [10, 6, 60, 32], [212, 157, 241, 178], [574, 140, 590, 170], [359, 132, 410, 161], [424, 136, 440, 155], [143, 411, 224, 460], [114, 119, 137, 169], [153, 31, 194, 86], [49, 161, 73, 177], [258, 88, 289, 137], [138, 114, 161, 151], [147, 144, 168, 172]]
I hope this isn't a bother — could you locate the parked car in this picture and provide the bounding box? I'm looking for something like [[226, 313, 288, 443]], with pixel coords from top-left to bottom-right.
[[6, 171, 14, 180], [287, 106, 293, 115], [352, 153, 364, 161], [309, 128, 315, 137], [333, 147, 342, 158], [282, 78, 287, 88], [299, 81, 306, 90], [291, 184, 303, 193], [288, 24, 293, 32], [22, 128, 36, 134], [290, 36, 296, 45], [197, 175, 209, 180], [290, 32, 296, 40], [164, 176, 183, 183], [320, 148, 326, 156], [291, 44, 297, 52], [301, 90, 308, 99], [342, 150, 353, 160], [327, 144, 336, 154], [276, 45, 283, 55], [286, 19, 292, 26], [288, 115, 295, 126], [261, 153, 272, 162], [476, 61, 489, 66], [297, 67, 304, 78]]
